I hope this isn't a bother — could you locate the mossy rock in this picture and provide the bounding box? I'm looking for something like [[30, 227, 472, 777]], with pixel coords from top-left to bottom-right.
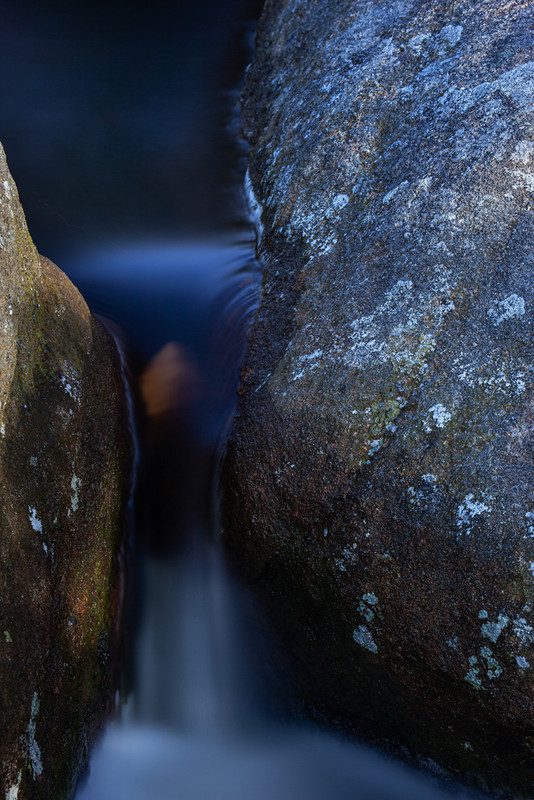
[[0, 143, 132, 799], [223, 1, 534, 795]]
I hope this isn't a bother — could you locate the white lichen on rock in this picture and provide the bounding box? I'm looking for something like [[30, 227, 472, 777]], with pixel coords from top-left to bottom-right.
[[353, 625, 378, 654], [345, 268, 455, 372], [512, 617, 534, 646], [70, 474, 81, 514], [407, 475, 439, 507], [438, 24, 463, 49], [465, 646, 502, 689], [512, 140, 534, 164], [28, 507, 42, 534], [487, 294, 526, 326], [292, 349, 323, 382], [454, 357, 528, 397], [335, 542, 358, 572], [465, 656, 482, 689], [457, 493, 492, 535], [6, 771, 21, 800], [480, 646, 502, 680], [27, 692, 43, 779], [424, 403, 453, 433], [481, 613, 509, 643], [358, 592, 379, 622], [60, 370, 80, 401], [407, 32, 432, 57], [332, 193, 349, 210]]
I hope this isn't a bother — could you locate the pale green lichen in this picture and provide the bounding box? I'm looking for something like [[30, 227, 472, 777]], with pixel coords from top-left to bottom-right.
[[27, 692, 42, 779], [358, 593, 379, 622], [480, 646, 502, 679], [423, 402, 453, 433], [512, 617, 534, 646], [487, 294, 525, 326], [481, 614, 509, 643], [70, 474, 81, 514], [465, 657, 482, 690], [457, 493, 493, 536], [353, 625, 378, 654], [466, 647, 503, 689], [364, 397, 406, 437], [363, 592, 378, 605], [4, 630, 12, 643], [358, 602, 375, 622]]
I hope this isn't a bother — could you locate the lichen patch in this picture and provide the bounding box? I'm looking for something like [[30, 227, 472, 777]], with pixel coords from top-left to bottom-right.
[[481, 613, 509, 643], [6, 771, 21, 800], [70, 474, 81, 514], [358, 592, 378, 622], [487, 294, 526, 326], [457, 493, 492, 535], [353, 625, 378, 654], [465, 656, 482, 690], [27, 692, 43, 779], [28, 507, 42, 534], [423, 403, 453, 433], [512, 617, 534, 646]]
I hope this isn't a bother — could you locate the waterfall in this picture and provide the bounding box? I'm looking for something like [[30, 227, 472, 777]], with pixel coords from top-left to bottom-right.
[[134, 540, 257, 736]]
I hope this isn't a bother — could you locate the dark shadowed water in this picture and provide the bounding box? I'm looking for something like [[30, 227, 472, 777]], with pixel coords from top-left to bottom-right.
[[0, 2, 487, 798]]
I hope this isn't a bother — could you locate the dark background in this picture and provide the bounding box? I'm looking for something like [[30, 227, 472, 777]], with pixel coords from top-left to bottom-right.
[[0, 0, 264, 262]]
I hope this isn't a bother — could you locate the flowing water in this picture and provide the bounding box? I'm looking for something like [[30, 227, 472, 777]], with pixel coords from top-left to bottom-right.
[[0, 2, 485, 798]]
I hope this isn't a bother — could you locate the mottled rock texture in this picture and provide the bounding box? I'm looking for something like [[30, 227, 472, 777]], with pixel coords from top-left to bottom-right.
[[223, 0, 534, 794], [0, 144, 132, 799]]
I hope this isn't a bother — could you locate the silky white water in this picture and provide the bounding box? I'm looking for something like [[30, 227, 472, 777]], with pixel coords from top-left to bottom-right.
[[77, 529, 477, 800]]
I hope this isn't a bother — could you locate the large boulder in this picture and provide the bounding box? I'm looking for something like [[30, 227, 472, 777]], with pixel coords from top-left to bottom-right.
[[0, 144, 132, 798], [222, 0, 534, 794]]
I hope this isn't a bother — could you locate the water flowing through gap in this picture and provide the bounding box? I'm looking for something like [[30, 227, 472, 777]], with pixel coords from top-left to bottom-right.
[[71, 238, 481, 800], [0, 2, 487, 798]]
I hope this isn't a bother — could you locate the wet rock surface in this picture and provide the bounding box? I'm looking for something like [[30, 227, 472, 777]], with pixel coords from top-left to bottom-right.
[[222, 0, 534, 794], [0, 144, 132, 799]]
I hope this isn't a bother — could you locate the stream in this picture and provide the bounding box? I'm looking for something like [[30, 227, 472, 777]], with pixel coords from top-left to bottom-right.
[[1, 2, 484, 798]]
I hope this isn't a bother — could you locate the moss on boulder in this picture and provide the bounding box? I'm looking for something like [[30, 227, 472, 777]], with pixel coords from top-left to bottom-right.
[[0, 143, 132, 799]]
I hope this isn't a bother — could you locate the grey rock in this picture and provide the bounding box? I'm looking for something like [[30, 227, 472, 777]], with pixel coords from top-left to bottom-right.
[[223, 0, 534, 794], [0, 143, 132, 799]]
